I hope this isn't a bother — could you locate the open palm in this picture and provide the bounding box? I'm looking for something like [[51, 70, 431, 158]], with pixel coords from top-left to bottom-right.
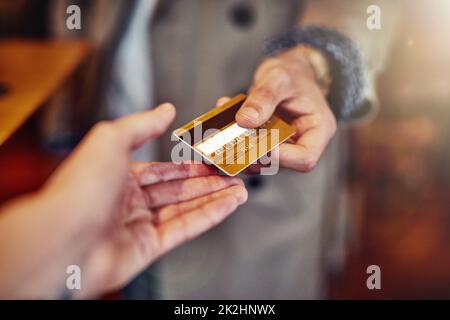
[[80, 162, 246, 297]]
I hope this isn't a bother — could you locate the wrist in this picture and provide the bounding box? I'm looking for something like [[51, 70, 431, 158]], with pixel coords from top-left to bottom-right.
[[295, 44, 332, 95], [40, 182, 105, 246]]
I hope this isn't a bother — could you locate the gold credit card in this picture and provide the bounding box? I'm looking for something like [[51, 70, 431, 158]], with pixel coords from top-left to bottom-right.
[[173, 94, 295, 176]]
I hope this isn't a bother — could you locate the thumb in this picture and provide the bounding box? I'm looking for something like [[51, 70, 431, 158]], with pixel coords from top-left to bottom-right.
[[115, 103, 176, 150], [236, 75, 285, 128]]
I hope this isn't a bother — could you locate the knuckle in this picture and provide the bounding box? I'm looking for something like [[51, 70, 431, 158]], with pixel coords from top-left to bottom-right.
[[310, 113, 322, 127], [268, 66, 291, 84], [329, 116, 337, 135], [297, 94, 315, 109], [256, 58, 278, 76], [321, 110, 337, 136], [301, 155, 318, 172], [253, 86, 275, 104]]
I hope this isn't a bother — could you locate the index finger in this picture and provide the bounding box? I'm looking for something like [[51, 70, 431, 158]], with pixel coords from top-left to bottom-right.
[[278, 123, 330, 172]]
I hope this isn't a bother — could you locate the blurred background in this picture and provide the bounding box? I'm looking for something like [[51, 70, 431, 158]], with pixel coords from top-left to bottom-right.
[[330, 1, 450, 298], [1, 0, 450, 299]]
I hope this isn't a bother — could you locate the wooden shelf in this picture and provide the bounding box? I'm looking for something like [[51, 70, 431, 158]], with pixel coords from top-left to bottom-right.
[[0, 39, 90, 145]]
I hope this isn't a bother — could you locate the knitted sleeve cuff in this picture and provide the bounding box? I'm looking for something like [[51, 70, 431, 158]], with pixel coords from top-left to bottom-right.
[[263, 26, 369, 121]]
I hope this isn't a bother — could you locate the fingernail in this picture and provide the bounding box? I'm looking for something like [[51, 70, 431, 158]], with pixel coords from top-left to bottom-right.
[[238, 107, 259, 123]]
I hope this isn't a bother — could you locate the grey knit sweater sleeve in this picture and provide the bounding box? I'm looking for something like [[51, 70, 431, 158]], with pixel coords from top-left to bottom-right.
[[263, 26, 368, 122]]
